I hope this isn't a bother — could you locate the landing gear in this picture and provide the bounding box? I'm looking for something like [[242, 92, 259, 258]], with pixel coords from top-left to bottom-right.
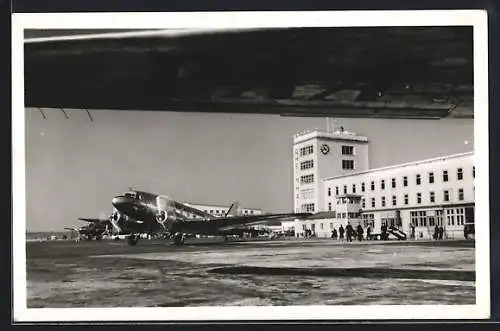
[[173, 233, 185, 245], [127, 235, 139, 246]]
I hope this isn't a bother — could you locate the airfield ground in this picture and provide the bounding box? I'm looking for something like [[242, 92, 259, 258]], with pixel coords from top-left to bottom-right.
[[26, 238, 475, 307]]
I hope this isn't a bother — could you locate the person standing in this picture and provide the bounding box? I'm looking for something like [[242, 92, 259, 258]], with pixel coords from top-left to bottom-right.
[[366, 225, 371, 240], [339, 225, 345, 240], [356, 224, 364, 241], [345, 223, 353, 242]]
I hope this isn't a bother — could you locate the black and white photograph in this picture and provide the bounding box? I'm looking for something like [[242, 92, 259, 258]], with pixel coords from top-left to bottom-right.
[[12, 11, 490, 321]]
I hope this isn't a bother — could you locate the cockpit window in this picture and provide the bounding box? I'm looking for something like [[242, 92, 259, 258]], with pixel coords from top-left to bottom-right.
[[125, 192, 137, 199]]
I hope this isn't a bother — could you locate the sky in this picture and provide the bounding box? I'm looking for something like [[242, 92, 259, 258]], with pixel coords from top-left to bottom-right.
[[23, 108, 474, 231]]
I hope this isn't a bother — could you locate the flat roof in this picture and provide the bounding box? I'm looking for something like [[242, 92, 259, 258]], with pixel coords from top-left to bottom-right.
[[293, 129, 368, 144], [323, 151, 474, 181]]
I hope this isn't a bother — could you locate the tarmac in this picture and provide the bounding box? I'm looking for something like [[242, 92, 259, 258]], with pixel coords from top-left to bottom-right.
[[26, 237, 475, 307]]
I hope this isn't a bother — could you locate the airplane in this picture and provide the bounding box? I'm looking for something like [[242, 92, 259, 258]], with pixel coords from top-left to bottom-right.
[[64, 218, 111, 241], [110, 189, 311, 246]]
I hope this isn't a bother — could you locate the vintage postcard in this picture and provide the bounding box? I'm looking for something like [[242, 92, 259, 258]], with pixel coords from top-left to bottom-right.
[[12, 10, 490, 322]]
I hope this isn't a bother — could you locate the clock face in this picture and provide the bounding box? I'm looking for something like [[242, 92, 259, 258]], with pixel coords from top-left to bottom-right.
[[320, 144, 330, 155]]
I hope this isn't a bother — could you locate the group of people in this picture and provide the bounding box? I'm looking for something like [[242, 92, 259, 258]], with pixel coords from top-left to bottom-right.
[[330, 223, 369, 242]]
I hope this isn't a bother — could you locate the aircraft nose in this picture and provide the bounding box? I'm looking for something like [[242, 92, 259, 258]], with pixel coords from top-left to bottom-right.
[[111, 196, 130, 210]]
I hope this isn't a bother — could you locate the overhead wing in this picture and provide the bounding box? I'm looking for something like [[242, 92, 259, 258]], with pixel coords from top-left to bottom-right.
[[24, 27, 473, 119]]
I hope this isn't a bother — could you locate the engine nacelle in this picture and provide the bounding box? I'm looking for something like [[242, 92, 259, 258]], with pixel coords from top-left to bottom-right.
[[156, 195, 177, 230]]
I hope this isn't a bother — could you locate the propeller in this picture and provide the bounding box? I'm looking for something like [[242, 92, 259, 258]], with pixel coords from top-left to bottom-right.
[[110, 208, 123, 234], [156, 195, 177, 231]]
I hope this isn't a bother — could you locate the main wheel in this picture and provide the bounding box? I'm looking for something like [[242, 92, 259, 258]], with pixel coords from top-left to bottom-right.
[[127, 235, 138, 246], [173, 233, 185, 245]]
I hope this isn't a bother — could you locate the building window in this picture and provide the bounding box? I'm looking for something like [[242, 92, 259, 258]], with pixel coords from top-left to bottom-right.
[[473, 166, 475, 178], [416, 174, 421, 185], [342, 160, 355, 170], [458, 188, 464, 201], [444, 190, 450, 202], [391, 178, 396, 188], [362, 214, 375, 228], [404, 194, 409, 205], [456, 208, 465, 225], [371, 197, 375, 208], [352, 184, 356, 194], [392, 195, 397, 206], [429, 172, 434, 184], [342, 212, 346, 219], [302, 203, 315, 212], [320, 223, 324, 230], [300, 189, 315, 199], [403, 176, 408, 187], [335, 186, 339, 195], [410, 211, 418, 226], [341, 145, 354, 155], [419, 211, 427, 227], [430, 191, 435, 203], [330, 223, 334, 229], [443, 170, 449, 182], [446, 209, 455, 226], [361, 182, 365, 192], [343, 185, 347, 194], [417, 193, 422, 204], [381, 180, 385, 190], [327, 187, 331, 197], [328, 202, 332, 211], [457, 168, 463, 180], [362, 198, 365, 208], [299, 145, 314, 156], [300, 160, 314, 170], [300, 174, 315, 184], [371, 181, 375, 191], [381, 196, 386, 207]]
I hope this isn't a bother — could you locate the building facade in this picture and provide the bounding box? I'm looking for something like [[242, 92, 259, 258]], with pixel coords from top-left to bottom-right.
[[291, 127, 475, 240], [292, 128, 369, 214]]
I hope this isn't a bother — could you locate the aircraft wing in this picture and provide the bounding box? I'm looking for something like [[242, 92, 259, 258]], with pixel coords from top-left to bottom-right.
[[171, 212, 310, 234], [215, 213, 311, 231], [24, 27, 473, 119]]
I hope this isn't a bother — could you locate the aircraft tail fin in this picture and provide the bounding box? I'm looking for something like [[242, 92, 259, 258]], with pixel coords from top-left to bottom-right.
[[225, 202, 241, 217]]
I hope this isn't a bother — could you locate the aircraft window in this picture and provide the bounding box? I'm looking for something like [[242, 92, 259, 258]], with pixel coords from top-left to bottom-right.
[[125, 192, 136, 199]]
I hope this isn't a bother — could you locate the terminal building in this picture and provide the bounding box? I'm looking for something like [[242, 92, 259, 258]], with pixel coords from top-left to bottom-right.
[[184, 202, 262, 217], [292, 126, 475, 240]]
